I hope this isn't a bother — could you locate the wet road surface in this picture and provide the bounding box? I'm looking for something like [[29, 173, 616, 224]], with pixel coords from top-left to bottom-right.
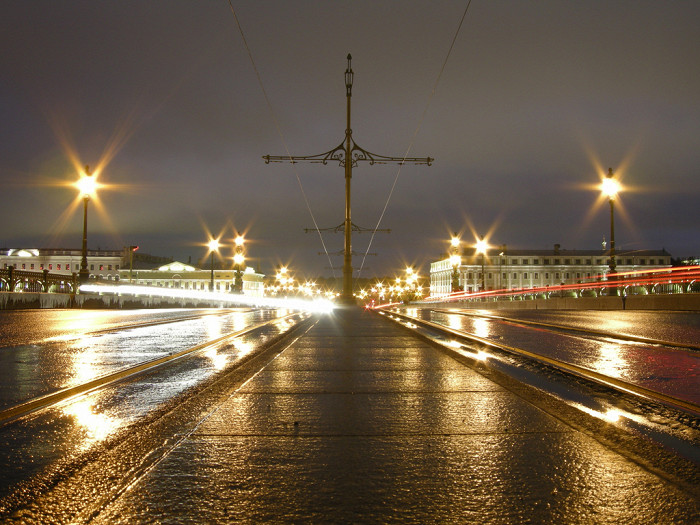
[[2, 307, 694, 523], [405, 307, 700, 406]]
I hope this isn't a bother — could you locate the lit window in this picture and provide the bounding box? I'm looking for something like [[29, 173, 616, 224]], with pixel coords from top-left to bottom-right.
[[30, 264, 34, 269], [49, 264, 53, 270], [57, 264, 61, 270]]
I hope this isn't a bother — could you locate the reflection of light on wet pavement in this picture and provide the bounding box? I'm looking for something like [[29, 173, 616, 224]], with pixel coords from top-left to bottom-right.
[[473, 318, 491, 339], [68, 338, 103, 387], [569, 402, 625, 423], [205, 347, 228, 370], [445, 340, 490, 361], [592, 341, 631, 380], [446, 314, 462, 331], [204, 314, 224, 340], [62, 399, 121, 451]]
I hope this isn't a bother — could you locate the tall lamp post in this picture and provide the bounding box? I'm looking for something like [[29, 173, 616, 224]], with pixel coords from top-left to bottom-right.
[[475, 237, 489, 292], [233, 234, 245, 294], [602, 168, 620, 294], [207, 239, 220, 291], [449, 234, 461, 293], [76, 165, 97, 285]]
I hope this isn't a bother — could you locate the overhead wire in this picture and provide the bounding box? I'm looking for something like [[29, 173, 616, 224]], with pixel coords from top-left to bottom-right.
[[226, 1, 337, 278], [357, 0, 473, 279]]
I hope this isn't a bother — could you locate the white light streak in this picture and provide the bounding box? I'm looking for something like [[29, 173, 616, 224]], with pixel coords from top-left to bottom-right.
[[79, 284, 335, 313]]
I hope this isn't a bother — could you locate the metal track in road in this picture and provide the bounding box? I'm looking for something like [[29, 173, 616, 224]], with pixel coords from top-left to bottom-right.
[[379, 309, 700, 416], [433, 308, 700, 351], [0, 312, 303, 425]]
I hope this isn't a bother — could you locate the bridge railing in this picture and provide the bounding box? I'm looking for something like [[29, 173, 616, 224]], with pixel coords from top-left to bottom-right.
[[0, 266, 78, 293]]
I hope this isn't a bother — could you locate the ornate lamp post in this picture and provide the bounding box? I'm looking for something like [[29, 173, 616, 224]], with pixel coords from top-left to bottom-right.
[[601, 167, 620, 295], [475, 236, 489, 292], [233, 234, 245, 293], [449, 234, 461, 293], [207, 239, 220, 291], [76, 165, 97, 285]]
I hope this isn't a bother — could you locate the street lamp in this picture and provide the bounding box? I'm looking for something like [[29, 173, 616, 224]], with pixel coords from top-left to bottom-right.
[[601, 168, 619, 273], [475, 236, 489, 292], [449, 234, 462, 293], [207, 239, 220, 291], [233, 234, 245, 293], [76, 165, 97, 284], [601, 168, 620, 294]]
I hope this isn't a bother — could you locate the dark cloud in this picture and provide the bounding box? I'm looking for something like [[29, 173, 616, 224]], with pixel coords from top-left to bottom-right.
[[1, 1, 698, 279]]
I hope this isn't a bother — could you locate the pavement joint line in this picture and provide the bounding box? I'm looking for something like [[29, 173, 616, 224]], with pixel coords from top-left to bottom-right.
[[189, 431, 577, 438]]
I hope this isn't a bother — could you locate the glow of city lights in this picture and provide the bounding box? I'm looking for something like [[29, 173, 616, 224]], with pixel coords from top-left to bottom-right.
[[451, 236, 460, 248], [79, 283, 335, 313]]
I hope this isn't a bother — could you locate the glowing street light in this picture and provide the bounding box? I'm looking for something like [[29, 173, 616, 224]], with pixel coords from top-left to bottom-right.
[[76, 165, 97, 284], [475, 236, 489, 292], [207, 238, 220, 291], [601, 168, 620, 275], [449, 234, 461, 292]]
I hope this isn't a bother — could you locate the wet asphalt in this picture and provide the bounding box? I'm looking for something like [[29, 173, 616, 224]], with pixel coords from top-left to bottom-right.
[[8, 307, 698, 523]]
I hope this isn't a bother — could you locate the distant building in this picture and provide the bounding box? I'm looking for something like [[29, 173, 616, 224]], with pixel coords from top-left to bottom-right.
[[430, 244, 672, 296], [118, 260, 265, 297], [0, 248, 265, 297], [0, 248, 122, 281]]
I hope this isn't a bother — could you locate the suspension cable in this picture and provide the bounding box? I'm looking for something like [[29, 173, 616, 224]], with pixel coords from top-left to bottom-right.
[[226, 1, 336, 278], [357, 0, 473, 279]]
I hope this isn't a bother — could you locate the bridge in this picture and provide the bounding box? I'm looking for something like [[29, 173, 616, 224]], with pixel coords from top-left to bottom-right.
[[0, 304, 697, 522]]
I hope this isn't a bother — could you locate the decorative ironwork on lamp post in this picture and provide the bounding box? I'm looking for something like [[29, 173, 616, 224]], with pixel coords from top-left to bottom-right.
[[263, 54, 433, 304], [232, 234, 245, 294], [208, 239, 220, 292], [449, 234, 461, 293]]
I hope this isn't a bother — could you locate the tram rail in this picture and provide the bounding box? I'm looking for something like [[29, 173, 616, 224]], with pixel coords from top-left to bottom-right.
[[433, 308, 700, 352], [378, 308, 700, 417], [0, 311, 311, 425]]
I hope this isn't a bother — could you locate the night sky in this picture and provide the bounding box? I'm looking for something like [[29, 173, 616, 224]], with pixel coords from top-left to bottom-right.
[[2, 1, 698, 279]]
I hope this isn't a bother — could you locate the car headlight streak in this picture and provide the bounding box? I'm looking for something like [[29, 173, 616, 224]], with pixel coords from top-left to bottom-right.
[[79, 284, 335, 314]]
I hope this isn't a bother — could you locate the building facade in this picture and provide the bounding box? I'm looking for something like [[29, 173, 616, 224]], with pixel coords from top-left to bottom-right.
[[119, 261, 265, 297], [1, 248, 123, 281], [430, 244, 672, 296]]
